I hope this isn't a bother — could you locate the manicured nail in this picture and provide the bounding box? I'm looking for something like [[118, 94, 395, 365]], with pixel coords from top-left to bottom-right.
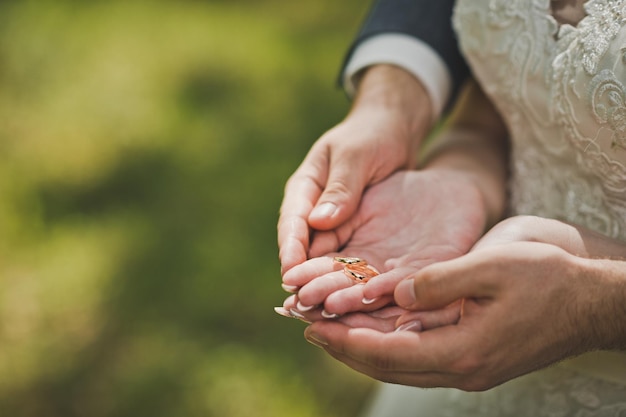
[[311, 202, 337, 220], [281, 283, 299, 293], [395, 278, 417, 307], [274, 307, 293, 318], [297, 301, 315, 312], [306, 332, 328, 348], [288, 309, 311, 323], [362, 296, 378, 305], [321, 310, 340, 319], [395, 321, 423, 333]]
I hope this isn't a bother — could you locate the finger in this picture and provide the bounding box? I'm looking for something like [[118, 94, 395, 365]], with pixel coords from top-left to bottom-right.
[[367, 251, 469, 305], [395, 300, 463, 331], [288, 306, 326, 323], [282, 296, 399, 325], [368, 305, 407, 318], [472, 216, 626, 259], [308, 220, 359, 259], [296, 270, 356, 310], [282, 256, 337, 288], [278, 294, 331, 323], [323, 284, 394, 316], [308, 230, 341, 259], [275, 294, 313, 323], [308, 151, 368, 231], [284, 297, 398, 325], [305, 320, 465, 374], [313, 261, 402, 315], [336, 310, 401, 333], [395, 253, 499, 310], [278, 170, 323, 274], [284, 256, 388, 315], [277, 215, 310, 275], [361, 266, 415, 303]]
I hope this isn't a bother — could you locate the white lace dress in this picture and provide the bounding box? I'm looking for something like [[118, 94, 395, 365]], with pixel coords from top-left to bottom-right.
[[362, 0, 626, 415]]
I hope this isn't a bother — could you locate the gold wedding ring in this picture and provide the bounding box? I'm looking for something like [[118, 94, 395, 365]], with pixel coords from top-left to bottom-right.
[[334, 256, 380, 283]]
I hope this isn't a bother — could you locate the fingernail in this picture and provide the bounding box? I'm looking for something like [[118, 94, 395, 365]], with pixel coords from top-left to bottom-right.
[[274, 307, 294, 318], [311, 202, 337, 220], [289, 309, 311, 324], [395, 279, 417, 307], [321, 310, 340, 319], [306, 332, 328, 347], [297, 301, 315, 312], [395, 321, 423, 333], [281, 283, 299, 293], [362, 296, 378, 305]]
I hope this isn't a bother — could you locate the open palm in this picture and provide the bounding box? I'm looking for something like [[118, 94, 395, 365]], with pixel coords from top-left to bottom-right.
[[281, 169, 488, 318]]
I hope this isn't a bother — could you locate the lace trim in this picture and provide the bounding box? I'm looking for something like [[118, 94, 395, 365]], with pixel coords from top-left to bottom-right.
[[453, 0, 626, 242], [578, 0, 626, 74], [589, 70, 626, 150]]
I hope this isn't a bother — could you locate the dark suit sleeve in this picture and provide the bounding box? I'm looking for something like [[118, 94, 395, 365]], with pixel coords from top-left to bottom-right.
[[340, 0, 469, 110]]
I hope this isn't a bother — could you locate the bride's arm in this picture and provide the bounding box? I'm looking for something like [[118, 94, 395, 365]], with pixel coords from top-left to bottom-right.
[[278, 80, 511, 319], [420, 79, 510, 228]]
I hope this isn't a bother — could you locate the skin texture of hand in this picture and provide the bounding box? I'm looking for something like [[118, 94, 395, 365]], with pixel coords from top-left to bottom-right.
[[277, 65, 432, 275], [280, 168, 488, 319], [280, 80, 509, 319], [303, 216, 626, 391]]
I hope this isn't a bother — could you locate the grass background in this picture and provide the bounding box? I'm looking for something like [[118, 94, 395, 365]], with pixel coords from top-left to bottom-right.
[[0, 1, 377, 416]]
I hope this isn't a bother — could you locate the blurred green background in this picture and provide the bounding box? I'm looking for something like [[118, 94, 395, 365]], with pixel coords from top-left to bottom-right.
[[0, 1, 376, 416]]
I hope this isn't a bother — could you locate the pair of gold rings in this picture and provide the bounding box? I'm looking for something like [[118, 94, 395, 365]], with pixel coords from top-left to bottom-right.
[[334, 256, 379, 283]]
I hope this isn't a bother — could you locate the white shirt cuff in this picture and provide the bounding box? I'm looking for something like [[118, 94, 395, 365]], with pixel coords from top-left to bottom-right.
[[343, 33, 452, 120]]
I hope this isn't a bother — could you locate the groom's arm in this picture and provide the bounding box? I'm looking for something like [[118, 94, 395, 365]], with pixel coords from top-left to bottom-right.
[[340, 0, 469, 119]]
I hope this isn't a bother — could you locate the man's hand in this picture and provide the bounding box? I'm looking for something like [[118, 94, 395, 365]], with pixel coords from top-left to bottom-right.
[[280, 168, 488, 318], [302, 217, 626, 390], [278, 65, 432, 275]]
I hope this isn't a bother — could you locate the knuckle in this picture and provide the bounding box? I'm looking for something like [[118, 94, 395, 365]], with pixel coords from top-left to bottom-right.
[[457, 376, 493, 392], [414, 269, 444, 303], [452, 354, 483, 376], [323, 179, 354, 201], [448, 352, 499, 392], [283, 173, 306, 194], [489, 215, 540, 241]]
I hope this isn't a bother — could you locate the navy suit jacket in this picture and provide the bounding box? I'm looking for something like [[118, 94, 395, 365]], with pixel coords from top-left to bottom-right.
[[341, 0, 469, 110]]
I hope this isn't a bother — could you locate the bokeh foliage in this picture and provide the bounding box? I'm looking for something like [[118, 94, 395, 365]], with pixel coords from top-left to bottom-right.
[[0, 1, 375, 416]]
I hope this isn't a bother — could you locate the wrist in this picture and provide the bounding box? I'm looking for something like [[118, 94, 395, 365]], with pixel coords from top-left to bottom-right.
[[578, 257, 626, 351], [421, 130, 508, 228], [418, 81, 509, 228], [350, 64, 433, 143]]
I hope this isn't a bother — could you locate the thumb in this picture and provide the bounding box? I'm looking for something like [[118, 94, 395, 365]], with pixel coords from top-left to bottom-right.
[[394, 255, 495, 310], [308, 160, 368, 230]]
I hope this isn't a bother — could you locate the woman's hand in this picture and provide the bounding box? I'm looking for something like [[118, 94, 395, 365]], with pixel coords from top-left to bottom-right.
[[279, 168, 488, 319], [303, 216, 626, 390], [279, 80, 511, 319], [278, 65, 433, 275]]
